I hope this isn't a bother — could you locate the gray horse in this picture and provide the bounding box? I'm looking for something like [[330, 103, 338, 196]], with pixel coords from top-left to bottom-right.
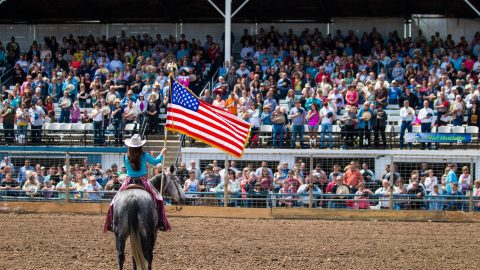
[[113, 169, 186, 270]]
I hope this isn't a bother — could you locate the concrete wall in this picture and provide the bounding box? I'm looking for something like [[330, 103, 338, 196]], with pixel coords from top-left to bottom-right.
[[2, 202, 480, 222]]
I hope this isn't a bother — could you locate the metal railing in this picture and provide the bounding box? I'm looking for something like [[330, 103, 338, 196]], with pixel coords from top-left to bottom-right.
[[199, 81, 211, 99], [198, 66, 221, 98], [0, 65, 15, 88], [139, 116, 149, 139], [185, 129, 480, 150], [1, 189, 479, 212], [0, 127, 137, 146]]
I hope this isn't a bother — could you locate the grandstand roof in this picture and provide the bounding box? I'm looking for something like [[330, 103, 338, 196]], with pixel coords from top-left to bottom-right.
[[1, 0, 480, 24]]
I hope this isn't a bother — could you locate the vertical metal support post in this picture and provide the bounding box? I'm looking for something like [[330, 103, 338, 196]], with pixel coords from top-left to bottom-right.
[[469, 157, 474, 212], [389, 155, 394, 210], [224, 0, 232, 63], [309, 155, 314, 208], [224, 154, 229, 207]]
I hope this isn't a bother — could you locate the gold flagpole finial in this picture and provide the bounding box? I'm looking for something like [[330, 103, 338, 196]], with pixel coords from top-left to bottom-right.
[[167, 62, 178, 78]]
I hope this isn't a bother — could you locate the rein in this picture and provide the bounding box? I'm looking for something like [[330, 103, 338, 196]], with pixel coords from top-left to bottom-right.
[[161, 174, 183, 211]]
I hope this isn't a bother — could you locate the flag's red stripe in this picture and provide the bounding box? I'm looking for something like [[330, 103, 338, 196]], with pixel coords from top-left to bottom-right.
[[167, 103, 249, 138], [196, 106, 249, 137], [207, 105, 251, 129], [166, 123, 242, 156], [200, 100, 250, 129], [166, 115, 244, 150], [167, 107, 246, 144]]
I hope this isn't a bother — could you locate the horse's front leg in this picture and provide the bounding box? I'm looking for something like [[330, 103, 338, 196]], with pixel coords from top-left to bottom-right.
[[116, 234, 126, 270]]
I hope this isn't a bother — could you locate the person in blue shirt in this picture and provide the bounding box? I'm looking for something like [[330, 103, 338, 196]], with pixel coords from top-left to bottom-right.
[[356, 102, 373, 148], [104, 134, 168, 232], [17, 159, 34, 186], [446, 182, 466, 211], [388, 80, 400, 106], [289, 100, 306, 149], [260, 105, 272, 125], [445, 164, 458, 194], [85, 176, 103, 200]]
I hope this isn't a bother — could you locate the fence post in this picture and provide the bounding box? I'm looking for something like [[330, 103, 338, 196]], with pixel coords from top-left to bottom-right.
[[469, 157, 474, 212], [389, 155, 394, 210], [65, 152, 70, 203], [223, 154, 229, 208], [309, 154, 313, 208]]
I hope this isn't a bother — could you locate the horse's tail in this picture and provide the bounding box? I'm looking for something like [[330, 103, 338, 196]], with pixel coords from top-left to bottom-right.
[[128, 198, 148, 270]]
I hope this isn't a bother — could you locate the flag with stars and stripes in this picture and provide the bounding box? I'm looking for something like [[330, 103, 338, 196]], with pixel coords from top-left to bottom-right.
[[166, 78, 251, 158]]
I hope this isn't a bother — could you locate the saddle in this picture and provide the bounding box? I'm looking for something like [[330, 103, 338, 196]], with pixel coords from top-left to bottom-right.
[[125, 184, 146, 191]]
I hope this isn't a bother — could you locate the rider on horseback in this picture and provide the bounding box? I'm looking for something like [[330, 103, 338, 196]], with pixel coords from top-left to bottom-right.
[[104, 134, 170, 232]]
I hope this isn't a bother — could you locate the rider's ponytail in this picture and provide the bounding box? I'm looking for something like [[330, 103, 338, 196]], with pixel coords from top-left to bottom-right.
[[127, 147, 143, 171]]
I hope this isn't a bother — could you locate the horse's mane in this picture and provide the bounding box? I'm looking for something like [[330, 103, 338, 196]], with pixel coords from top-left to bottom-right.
[[148, 165, 178, 192]]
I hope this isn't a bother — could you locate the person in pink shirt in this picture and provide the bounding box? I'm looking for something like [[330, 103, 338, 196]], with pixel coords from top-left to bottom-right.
[[178, 69, 190, 88], [212, 94, 225, 109], [306, 103, 320, 147], [345, 85, 359, 106], [70, 101, 81, 123]]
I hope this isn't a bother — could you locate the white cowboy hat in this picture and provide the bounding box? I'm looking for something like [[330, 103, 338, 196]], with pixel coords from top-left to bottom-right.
[[149, 92, 159, 101], [124, 134, 146, 148]]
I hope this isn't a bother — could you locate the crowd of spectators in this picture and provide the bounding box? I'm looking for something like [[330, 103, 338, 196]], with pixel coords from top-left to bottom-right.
[[0, 31, 222, 145], [179, 159, 480, 210], [2, 27, 480, 148], [0, 157, 128, 200], [0, 155, 479, 210], [198, 27, 480, 149]]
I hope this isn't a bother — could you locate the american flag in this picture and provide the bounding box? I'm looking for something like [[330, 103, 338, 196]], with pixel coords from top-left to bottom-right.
[[166, 79, 251, 158]]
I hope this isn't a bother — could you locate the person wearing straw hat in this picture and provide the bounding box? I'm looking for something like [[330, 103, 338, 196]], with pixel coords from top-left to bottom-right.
[[58, 91, 72, 123], [104, 134, 168, 232]]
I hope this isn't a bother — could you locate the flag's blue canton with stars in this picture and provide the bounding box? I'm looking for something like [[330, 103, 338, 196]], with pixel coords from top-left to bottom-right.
[[172, 80, 199, 111]]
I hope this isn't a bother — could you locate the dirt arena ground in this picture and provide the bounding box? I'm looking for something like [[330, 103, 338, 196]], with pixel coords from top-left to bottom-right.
[[0, 213, 479, 270]]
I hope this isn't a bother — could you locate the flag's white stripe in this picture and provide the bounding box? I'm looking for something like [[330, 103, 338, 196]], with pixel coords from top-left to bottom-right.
[[166, 120, 243, 154], [208, 104, 251, 127], [168, 103, 249, 136], [197, 105, 250, 135], [166, 109, 245, 149], [168, 104, 248, 140]]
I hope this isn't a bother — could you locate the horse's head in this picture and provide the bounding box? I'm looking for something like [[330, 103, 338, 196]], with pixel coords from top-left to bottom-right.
[[161, 165, 186, 205]]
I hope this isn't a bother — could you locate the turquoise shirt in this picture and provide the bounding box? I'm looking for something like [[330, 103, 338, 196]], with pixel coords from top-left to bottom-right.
[[445, 170, 458, 193], [124, 152, 163, 177]]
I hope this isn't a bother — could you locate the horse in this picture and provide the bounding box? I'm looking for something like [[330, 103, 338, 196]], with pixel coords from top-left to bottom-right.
[[113, 166, 186, 270]]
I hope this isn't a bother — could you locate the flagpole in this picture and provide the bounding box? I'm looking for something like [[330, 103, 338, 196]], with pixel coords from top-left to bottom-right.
[[160, 62, 177, 195]]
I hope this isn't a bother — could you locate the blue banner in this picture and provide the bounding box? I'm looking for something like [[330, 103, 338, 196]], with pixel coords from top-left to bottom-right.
[[405, 133, 472, 143]]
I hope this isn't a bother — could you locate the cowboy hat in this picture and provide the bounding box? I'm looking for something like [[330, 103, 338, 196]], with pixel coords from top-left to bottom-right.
[[124, 134, 146, 148], [65, 84, 75, 92], [149, 92, 159, 101]]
